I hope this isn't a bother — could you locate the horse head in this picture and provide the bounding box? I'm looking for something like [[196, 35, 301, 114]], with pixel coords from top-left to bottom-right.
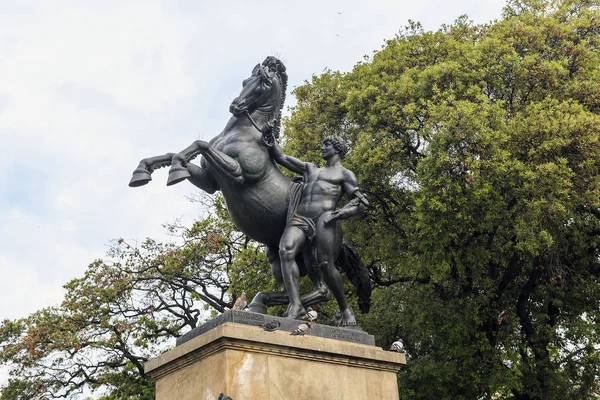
[[229, 56, 287, 137]]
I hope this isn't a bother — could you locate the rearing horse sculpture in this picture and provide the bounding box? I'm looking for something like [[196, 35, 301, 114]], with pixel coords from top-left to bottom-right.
[[129, 56, 370, 324]]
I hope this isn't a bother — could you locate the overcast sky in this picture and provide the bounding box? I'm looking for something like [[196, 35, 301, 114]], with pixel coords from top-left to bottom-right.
[[0, 0, 506, 388]]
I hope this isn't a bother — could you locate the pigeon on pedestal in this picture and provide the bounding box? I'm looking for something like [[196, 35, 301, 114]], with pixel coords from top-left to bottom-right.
[[331, 309, 342, 327], [291, 322, 311, 336], [301, 307, 318, 323], [232, 292, 247, 311], [390, 340, 404, 353], [263, 320, 281, 332]]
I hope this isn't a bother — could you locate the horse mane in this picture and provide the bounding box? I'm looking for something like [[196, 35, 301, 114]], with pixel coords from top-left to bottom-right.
[[262, 56, 287, 139]]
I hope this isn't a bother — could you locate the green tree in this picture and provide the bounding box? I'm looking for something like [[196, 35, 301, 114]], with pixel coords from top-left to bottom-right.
[[284, 1, 600, 398], [0, 195, 274, 399], [2, 1, 600, 399]]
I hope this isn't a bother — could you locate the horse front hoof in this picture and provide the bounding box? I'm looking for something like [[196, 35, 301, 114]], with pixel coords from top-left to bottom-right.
[[166, 166, 190, 186], [129, 169, 152, 187], [247, 293, 269, 314]]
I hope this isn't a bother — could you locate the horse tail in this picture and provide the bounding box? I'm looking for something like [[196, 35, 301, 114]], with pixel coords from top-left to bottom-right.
[[336, 241, 371, 313]]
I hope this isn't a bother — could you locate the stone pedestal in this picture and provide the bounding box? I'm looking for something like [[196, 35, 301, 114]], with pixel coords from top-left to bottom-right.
[[145, 316, 405, 400]]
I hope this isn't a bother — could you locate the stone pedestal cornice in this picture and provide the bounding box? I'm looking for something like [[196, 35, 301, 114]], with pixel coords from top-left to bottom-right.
[[146, 321, 405, 400]]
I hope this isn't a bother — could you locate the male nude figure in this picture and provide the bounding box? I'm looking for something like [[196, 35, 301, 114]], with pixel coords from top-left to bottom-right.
[[270, 135, 368, 325]]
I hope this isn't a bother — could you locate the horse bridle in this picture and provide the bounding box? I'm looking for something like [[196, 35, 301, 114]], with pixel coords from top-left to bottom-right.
[[240, 64, 281, 147], [244, 110, 276, 148]]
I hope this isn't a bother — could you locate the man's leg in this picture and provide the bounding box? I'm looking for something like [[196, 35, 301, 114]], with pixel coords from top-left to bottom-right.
[[316, 217, 357, 326], [278, 226, 309, 319]]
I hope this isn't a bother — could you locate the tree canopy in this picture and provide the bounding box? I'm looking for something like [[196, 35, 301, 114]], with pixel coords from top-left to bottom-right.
[[2, 0, 600, 398], [0, 196, 275, 399], [284, 0, 600, 398]]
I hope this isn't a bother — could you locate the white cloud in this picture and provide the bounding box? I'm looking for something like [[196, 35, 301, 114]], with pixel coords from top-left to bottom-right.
[[0, 255, 65, 320], [0, 0, 506, 390]]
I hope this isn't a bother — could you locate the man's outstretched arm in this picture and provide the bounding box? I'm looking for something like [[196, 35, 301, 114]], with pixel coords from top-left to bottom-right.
[[269, 138, 310, 175]]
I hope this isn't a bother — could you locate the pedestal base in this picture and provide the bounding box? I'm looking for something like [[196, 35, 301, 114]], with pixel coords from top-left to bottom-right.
[[145, 322, 405, 400]]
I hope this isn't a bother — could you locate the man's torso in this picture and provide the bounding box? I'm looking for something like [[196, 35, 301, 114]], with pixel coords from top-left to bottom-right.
[[297, 164, 346, 218]]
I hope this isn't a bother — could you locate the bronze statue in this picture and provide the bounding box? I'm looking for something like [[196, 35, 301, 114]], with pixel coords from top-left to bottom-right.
[[129, 57, 370, 325], [270, 135, 369, 323]]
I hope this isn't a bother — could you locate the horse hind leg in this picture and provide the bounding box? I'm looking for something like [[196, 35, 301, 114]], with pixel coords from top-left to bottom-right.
[[247, 291, 290, 314], [129, 153, 176, 187], [300, 286, 332, 309], [246, 245, 290, 314], [299, 247, 332, 309], [245, 247, 332, 314]]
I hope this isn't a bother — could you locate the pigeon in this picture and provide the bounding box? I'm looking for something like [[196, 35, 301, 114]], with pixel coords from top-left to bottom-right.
[[331, 309, 342, 327], [232, 292, 247, 310], [301, 307, 318, 323], [291, 322, 311, 336], [218, 394, 233, 400], [263, 320, 281, 332], [390, 340, 404, 353]]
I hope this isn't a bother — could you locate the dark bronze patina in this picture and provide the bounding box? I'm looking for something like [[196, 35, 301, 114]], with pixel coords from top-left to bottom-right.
[[129, 57, 370, 325]]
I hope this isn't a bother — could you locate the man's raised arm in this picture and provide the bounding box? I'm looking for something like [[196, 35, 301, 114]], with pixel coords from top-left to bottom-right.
[[269, 137, 309, 175]]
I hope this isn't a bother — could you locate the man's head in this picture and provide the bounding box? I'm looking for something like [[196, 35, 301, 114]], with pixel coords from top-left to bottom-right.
[[322, 135, 348, 159]]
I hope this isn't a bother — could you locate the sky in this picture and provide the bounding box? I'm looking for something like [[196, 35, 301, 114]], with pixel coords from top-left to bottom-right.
[[0, 0, 507, 388]]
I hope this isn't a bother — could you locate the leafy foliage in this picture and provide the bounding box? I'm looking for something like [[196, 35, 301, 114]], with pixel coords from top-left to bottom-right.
[[0, 195, 273, 399], [283, 1, 600, 398], [2, 1, 600, 399]]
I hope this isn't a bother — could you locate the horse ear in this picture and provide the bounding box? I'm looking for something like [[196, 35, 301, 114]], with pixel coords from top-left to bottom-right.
[[252, 63, 261, 75]]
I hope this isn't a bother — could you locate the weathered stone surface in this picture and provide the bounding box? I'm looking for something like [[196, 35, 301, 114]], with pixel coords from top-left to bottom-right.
[[147, 322, 405, 400], [176, 310, 376, 346], [154, 349, 226, 400]]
